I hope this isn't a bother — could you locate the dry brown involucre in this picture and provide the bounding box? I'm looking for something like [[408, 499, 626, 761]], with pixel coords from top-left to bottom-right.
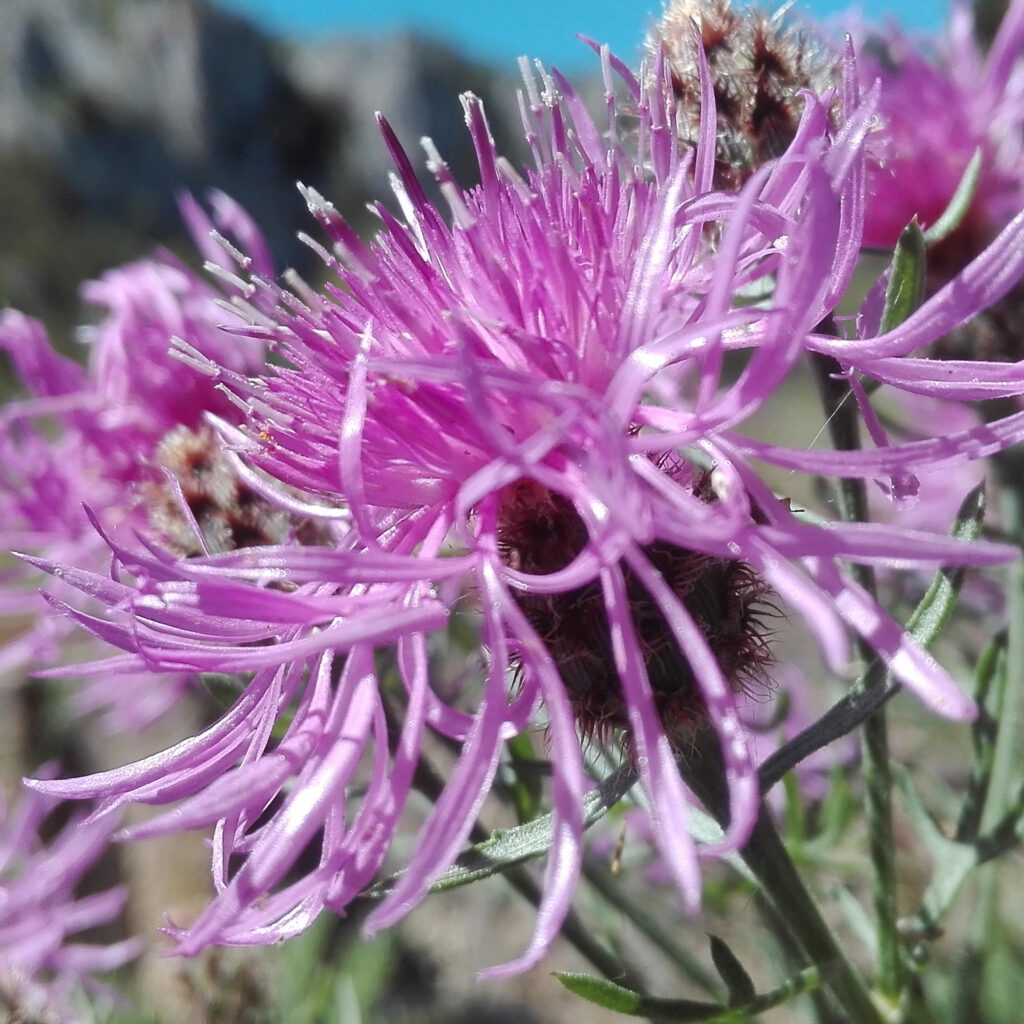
[[650, 0, 840, 187], [497, 476, 775, 750]]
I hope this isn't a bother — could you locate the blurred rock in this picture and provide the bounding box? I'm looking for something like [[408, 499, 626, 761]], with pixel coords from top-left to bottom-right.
[[284, 31, 526, 235], [0, 0, 561, 349]]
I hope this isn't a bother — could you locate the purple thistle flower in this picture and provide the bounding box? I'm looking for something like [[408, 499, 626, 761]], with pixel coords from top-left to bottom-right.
[[20, 42, 1024, 977], [848, 0, 1024, 376], [859, 0, 1024, 251], [0, 193, 270, 727], [0, 771, 139, 1021]]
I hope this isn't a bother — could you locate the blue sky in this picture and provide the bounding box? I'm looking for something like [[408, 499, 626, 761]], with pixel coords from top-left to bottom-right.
[[217, 1, 947, 70]]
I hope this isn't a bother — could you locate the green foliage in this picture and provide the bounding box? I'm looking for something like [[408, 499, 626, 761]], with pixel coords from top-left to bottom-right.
[[759, 484, 987, 793], [920, 149, 982, 245], [372, 764, 637, 897], [553, 973, 722, 1021], [879, 219, 926, 334], [555, 964, 823, 1022], [502, 731, 545, 823], [707, 935, 755, 1007]]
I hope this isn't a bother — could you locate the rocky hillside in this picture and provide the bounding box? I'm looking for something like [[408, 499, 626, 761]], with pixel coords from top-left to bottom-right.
[[0, 0, 563, 347]]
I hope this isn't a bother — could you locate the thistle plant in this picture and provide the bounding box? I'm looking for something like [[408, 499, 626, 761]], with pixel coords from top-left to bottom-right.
[[3, 1, 1024, 1022]]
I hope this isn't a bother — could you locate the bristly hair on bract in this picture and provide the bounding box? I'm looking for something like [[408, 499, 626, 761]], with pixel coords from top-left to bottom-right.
[[145, 424, 332, 556], [650, 0, 840, 186], [497, 466, 778, 753]]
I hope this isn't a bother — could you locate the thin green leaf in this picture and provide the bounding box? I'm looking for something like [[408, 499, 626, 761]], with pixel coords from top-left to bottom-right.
[[760, 484, 986, 791], [504, 732, 544, 823], [708, 935, 756, 1007], [553, 973, 722, 1021], [370, 764, 637, 897], [832, 884, 879, 959], [879, 219, 926, 333], [904, 484, 986, 646], [895, 764, 978, 934], [554, 973, 647, 1015], [922, 148, 982, 245], [556, 966, 823, 1021], [957, 632, 1009, 841], [810, 766, 857, 849]]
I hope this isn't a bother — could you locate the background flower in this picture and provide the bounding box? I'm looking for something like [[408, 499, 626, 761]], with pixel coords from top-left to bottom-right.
[[859, 0, 1024, 253], [0, 770, 139, 1023], [0, 193, 270, 729]]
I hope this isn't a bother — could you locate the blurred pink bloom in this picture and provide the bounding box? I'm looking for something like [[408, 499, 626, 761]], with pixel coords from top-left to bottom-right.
[[859, 0, 1024, 250], [0, 194, 269, 728], [0, 771, 139, 1021]]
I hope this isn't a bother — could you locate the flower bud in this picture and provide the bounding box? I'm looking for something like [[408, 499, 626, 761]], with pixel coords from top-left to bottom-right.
[[650, 0, 839, 187]]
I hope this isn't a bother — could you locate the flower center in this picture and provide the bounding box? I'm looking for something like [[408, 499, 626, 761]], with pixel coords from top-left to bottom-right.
[[145, 426, 329, 555], [496, 477, 775, 746]]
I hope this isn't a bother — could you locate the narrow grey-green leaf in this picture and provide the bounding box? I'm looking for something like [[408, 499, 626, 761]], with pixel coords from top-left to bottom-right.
[[553, 973, 647, 1015], [708, 935, 756, 1006], [922, 148, 982, 245], [832, 884, 878, 959], [894, 764, 978, 933], [811, 766, 857, 848], [957, 632, 1009, 841], [879, 218, 926, 334], [903, 483, 986, 646], [556, 967, 822, 1022], [760, 484, 986, 791], [370, 764, 637, 897], [554, 973, 723, 1021]]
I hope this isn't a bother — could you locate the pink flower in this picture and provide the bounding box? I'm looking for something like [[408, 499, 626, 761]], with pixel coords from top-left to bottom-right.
[[0, 772, 139, 1021], [22, 43, 1024, 977], [0, 193, 270, 728], [859, 0, 1024, 251]]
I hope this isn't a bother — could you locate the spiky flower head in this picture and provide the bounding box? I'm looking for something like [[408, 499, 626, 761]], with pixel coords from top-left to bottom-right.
[[0, 193, 271, 726], [857, 1, 1024, 360], [649, 0, 840, 186], [22, 39, 1024, 978]]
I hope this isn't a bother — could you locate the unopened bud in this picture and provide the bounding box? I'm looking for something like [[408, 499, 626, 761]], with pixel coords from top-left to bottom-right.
[[650, 0, 839, 187]]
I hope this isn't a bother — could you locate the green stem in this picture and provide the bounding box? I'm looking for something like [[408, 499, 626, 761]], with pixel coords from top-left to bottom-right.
[[681, 727, 885, 1024], [727, 964, 822, 1017], [983, 453, 1024, 836], [811, 352, 903, 1002], [859, 704, 901, 1000], [739, 812, 883, 1024], [582, 851, 721, 995], [752, 891, 841, 1024], [966, 448, 1024, 1015], [955, 632, 1008, 843]]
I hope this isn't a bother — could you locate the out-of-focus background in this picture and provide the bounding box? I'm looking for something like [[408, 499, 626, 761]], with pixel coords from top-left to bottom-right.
[[216, 0, 945, 68]]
